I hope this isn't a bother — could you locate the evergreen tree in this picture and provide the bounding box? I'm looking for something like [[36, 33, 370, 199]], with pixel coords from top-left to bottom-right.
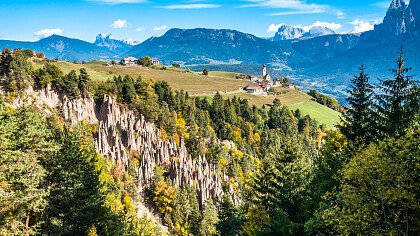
[[376, 48, 419, 136], [340, 65, 377, 143], [217, 196, 244, 236], [0, 105, 57, 235], [78, 68, 92, 98], [199, 201, 219, 236], [42, 126, 102, 235]]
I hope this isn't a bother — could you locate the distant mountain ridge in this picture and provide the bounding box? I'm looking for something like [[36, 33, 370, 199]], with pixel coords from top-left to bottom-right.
[[0, 34, 120, 62], [0, 0, 418, 103]]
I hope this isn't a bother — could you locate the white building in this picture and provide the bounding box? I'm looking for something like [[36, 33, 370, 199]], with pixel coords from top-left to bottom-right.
[[151, 58, 160, 65], [120, 57, 138, 66]]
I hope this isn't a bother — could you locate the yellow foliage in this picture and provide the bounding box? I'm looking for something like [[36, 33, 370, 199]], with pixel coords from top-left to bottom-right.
[[176, 112, 187, 136], [232, 127, 242, 143], [231, 149, 244, 161], [122, 192, 131, 206], [219, 157, 229, 172], [87, 225, 98, 236], [253, 132, 261, 143], [153, 180, 176, 214], [160, 128, 168, 142], [174, 133, 181, 147]]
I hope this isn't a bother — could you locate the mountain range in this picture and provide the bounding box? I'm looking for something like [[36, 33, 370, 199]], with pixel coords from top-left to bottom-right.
[[0, 0, 418, 102]]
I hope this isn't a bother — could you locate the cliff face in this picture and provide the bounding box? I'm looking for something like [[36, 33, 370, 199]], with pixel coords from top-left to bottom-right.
[[374, 0, 419, 37], [9, 85, 237, 209]]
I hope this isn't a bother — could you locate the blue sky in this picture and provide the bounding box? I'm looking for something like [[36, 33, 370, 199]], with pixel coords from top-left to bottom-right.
[[0, 0, 393, 42]]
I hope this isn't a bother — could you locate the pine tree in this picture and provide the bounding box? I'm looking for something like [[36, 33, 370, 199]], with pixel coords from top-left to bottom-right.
[[78, 68, 92, 98], [376, 48, 419, 136], [0, 105, 57, 235], [250, 159, 281, 212], [340, 65, 376, 143]]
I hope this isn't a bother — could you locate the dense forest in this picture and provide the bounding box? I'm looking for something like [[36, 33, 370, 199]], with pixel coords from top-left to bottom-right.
[[0, 48, 419, 235]]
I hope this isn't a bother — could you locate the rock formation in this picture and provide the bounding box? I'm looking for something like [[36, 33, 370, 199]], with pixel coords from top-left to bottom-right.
[[7, 85, 238, 210]]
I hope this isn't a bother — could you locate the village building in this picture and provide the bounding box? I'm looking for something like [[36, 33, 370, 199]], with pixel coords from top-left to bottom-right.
[[151, 58, 160, 65], [120, 57, 138, 66], [283, 82, 296, 90], [273, 79, 282, 87], [260, 80, 271, 92], [245, 83, 263, 94]]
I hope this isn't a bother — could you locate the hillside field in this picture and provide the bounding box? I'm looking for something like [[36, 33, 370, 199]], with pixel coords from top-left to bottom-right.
[[35, 60, 341, 129], [289, 101, 341, 129]]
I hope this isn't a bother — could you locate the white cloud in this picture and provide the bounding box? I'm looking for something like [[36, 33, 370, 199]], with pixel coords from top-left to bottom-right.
[[86, 0, 146, 5], [337, 11, 346, 19], [154, 25, 168, 31], [34, 28, 63, 39], [159, 4, 221, 9], [349, 19, 376, 33], [110, 19, 127, 28], [136, 27, 145, 32], [267, 23, 284, 32], [301, 21, 342, 32], [243, 0, 329, 15]]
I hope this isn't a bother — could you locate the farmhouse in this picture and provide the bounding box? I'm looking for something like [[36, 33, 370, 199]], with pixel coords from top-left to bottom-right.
[[245, 83, 263, 94], [151, 58, 160, 65], [120, 57, 138, 66]]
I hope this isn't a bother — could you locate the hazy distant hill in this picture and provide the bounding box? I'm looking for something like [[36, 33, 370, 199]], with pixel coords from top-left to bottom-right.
[[0, 34, 119, 62]]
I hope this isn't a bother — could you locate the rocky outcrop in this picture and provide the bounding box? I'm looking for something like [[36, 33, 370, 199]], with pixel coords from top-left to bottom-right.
[[96, 96, 238, 208], [7, 86, 237, 209], [374, 0, 419, 37]]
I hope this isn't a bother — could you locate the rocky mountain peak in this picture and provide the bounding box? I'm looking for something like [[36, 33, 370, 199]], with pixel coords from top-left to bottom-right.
[[94, 33, 133, 52], [390, 0, 406, 9], [372, 0, 418, 36], [272, 25, 305, 41], [303, 26, 335, 38]]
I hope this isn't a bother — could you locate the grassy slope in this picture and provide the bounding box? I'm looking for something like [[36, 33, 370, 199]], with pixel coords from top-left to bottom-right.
[[217, 89, 311, 107], [36, 60, 340, 129], [40, 61, 249, 95], [289, 100, 341, 129]]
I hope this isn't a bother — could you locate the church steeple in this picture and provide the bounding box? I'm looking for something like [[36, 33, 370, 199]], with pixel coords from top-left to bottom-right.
[[262, 64, 267, 78]]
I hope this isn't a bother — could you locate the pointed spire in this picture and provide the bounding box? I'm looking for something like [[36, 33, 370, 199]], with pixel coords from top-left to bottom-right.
[[389, 0, 406, 10]]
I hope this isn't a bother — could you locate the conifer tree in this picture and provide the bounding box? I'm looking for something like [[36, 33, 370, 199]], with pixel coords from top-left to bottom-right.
[[340, 65, 376, 143], [376, 48, 419, 136]]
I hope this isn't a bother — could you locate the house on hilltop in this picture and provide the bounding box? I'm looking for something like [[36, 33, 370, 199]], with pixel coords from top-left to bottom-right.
[[151, 58, 160, 65], [120, 57, 138, 66]]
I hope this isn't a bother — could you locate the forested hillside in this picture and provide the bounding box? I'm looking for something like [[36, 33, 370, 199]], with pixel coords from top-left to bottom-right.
[[1, 48, 419, 235]]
